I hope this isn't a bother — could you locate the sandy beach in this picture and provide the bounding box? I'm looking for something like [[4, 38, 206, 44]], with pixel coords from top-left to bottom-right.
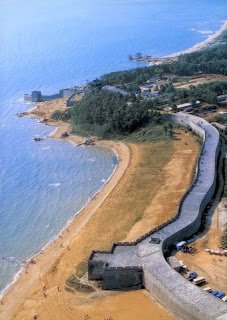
[[165, 20, 227, 58], [1, 20, 227, 318], [0, 99, 131, 319], [0, 98, 201, 320]]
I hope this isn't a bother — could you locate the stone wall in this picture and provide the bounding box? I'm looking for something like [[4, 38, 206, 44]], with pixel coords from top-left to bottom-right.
[[31, 89, 74, 102], [88, 113, 227, 320], [102, 266, 143, 290]]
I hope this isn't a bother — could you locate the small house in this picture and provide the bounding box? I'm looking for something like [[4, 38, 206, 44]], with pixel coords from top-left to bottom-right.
[[147, 77, 160, 84], [140, 86, 151, 92], [217, 94, 227, 101], [176, 100, 200, 111], [141, 91, 159, 98]]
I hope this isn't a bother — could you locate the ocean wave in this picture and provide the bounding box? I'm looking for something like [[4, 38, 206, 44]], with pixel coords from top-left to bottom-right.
[[49, 183, 61, 187], [0, 265, 24, 299], [197, 30, 214, 34], [41, 146, 51, 150]]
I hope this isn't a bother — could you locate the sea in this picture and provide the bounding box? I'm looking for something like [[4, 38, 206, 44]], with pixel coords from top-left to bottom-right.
[[0, 0, 227, 297]]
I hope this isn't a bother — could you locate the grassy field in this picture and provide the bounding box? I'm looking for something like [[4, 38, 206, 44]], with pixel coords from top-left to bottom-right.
[[65, 129, 199, 289], [65, 139, 173, 286], [71, 122, 172, 143]]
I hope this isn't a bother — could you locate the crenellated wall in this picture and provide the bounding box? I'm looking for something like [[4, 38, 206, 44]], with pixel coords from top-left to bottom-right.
[[88, 113, 227, 320]]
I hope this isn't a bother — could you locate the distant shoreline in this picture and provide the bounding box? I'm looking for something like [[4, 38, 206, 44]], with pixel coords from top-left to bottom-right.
[[164, 20, 227, 58], [1, 18, 227, 317]]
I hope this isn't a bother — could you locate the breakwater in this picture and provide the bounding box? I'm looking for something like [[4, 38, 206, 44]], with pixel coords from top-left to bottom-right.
[[88, 113, 227, 320]]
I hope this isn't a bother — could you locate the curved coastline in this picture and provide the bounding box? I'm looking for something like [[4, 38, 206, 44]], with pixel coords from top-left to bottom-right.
[[0, 147, 119, 298], [164, 20, 227, 58], [2, 21, 227, 317], [0, 100, 130, 310]]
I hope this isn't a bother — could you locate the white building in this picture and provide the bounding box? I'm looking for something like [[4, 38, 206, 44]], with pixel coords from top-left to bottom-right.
[[176, 100, 200, 111]]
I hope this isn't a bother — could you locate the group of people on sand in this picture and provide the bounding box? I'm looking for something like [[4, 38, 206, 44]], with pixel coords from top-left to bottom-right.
[[1, 226, 70, 315]]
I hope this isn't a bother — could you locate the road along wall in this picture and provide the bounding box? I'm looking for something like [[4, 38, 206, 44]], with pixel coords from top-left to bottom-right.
[[88, 113, 227, 320]]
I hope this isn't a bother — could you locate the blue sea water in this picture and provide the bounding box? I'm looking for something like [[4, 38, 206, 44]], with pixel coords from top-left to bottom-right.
[[0, 0, 227, 296]]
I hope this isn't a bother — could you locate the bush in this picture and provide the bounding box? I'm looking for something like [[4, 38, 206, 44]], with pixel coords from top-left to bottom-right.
[[51, 110, 62, 120], [220, 225, 227, 248]]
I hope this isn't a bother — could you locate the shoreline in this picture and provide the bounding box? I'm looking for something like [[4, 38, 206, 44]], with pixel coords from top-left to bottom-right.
[[1, 104, 201, 320], [0, 154, 119, 299], [0, 99, 130, 308], [1, 20, 227, 317], [164, 20, 227, 58]]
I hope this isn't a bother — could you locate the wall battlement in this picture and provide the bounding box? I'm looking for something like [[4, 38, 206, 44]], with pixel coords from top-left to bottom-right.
[[88, 113, 227, 320], [31, 89, 74, 103]]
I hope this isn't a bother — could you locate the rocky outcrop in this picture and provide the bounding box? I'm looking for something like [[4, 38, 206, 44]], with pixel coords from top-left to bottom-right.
[[33, 137, 44, 142]]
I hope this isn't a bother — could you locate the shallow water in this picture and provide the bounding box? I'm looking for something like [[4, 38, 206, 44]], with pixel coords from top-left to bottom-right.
[[0, 0, 227, 296]]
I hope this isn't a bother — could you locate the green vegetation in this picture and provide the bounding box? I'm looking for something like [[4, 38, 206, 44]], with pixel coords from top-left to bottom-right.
[[76, 261, 88, 278], [51, 80, 227, 140], [99, 39, 227, 86], [70, 90, 164, 139], [209, 113, 227, 125], [123, 122, 173, 143], [220, 226, 227, 248], [51, 109, 62, 120], [65, 275, 95, 293], [176, 80, 227, 105], [50, 31, 227, 140], [51, 108, 71, 121], [51, 258, 61, 274]]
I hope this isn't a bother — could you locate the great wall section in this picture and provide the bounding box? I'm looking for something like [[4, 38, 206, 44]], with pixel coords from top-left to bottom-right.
[[88, 112, 227, 320]]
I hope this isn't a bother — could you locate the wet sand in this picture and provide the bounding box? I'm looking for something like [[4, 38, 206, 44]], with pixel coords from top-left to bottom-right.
[[0, 99, 200, 319]]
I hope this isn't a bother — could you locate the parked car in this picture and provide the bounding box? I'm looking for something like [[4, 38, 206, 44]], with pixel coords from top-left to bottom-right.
[[217, 292, 225, 299]]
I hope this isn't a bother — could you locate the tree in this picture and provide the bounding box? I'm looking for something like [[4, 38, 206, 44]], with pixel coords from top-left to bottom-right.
[[168, 128, 173, 138], [171, 104, 177, 112], [168, 95, 175, 105], [189, 97, 197, 107], [51, 110, 62, 120]]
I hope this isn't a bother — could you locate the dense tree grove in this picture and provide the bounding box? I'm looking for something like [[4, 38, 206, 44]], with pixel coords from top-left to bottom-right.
[[176, 81, 227, 104], [51, 33, 227, 138], [98, 34, 227, 86], [70, 90, 161, 136]]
